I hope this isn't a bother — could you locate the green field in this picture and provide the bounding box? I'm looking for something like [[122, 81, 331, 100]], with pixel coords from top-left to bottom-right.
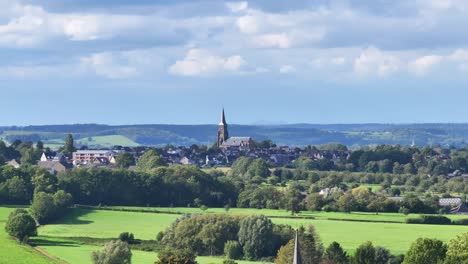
[[2, 206, 468, 263], [75, 135, 140, 148], [38, 208, 468, 255], [0, 207, 55, 264]]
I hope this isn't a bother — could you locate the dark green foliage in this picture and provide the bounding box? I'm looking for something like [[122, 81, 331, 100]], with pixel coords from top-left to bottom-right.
[[237, 186, 283, 209], [275, 227, 323, 264], [353, 241, 376, 264], [406, 215, 452, 225], [222, 260, 237, 264], [403, 238, 447, 264], [0, 176, 30, 203], [374, 246, 390, 264], [92, 240, 132, 264], [62, 134, 76, 156], [116, 152, 135, 168], [238, 215, 274, 260], [230, 157, 270, 178], [453, 219, 468, 225], [323, 242, 349, 264], [5, 209, 37, 242], [155, 248, 197, 264], [119, 232, 135, 244], [30, 190, 73, 224], [224, 240, 243, 260], [161, 214, 241, 256]]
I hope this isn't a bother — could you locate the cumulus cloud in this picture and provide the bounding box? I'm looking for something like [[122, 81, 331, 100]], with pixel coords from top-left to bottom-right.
[[226, 2, 248, 13], [408, 55, 443, 76], [354, 47, 400, 77], [236, 15, 259, 34], [169, 49, 246, 76]]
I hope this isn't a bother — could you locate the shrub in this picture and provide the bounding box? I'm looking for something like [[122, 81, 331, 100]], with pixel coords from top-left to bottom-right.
[[444, 232, 468, 264], [224, 240, 243, 260], [5, 209, 37, 243], [119, 232, 135, 244], [403, 238, 447, 264], [452, 219, 468, 225], [353, 241, 375, 264], [156, 248, 197, 264], [92, 240, 132, 264], [222, 260, 237, 264], [406, 215, 451, 225]]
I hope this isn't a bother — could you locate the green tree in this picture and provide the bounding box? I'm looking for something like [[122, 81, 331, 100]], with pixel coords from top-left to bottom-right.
[[443, 233, 468, 264], [403, 238, 447, 264], [31, 192, 56, 224], [137, 150, 166, 170], [92, 240, 132, 264], [353, 241, 375, 264], [238, 215, 274, 260], [156, 248, 197, 264], [374, 246, 390, 264], [5, 209, 37, 243], [323, 242, 349, 264], [275, 226, 322, 264], [285, 183, 303, 215], [224, 240, 243, 260], [116, 152, 135, 168], [62, 134, 76, 156], [2, 176, 30, 203]]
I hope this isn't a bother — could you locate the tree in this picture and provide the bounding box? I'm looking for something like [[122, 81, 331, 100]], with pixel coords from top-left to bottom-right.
[[285, 183, 303, 215], [443, 233, 468, 264], [238, 215, 274, 260], [31, 192, 56, 224], [323, 242, 349, 264], [353, 241, 375, 264], [119, 232, 135, 244], [137, 150, 166, 170], [374, 246, 390, 264], [275, 228, 322, 264], [306, 193, 324, 211], [224, 240, 243, 260], [116, 152, 135, 168], [5, 209, 37, 243], [2, 176, 30, 203], [62, 134, 76, 156], [403, 238, 447, 264], [156, 248, 197, 264], [92, 240, 132, 264]]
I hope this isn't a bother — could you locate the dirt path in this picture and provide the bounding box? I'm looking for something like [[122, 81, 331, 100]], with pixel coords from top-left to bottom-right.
[[33, 246, 70, 264]]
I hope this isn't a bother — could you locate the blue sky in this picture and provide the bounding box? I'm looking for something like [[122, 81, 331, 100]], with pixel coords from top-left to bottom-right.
[[1, 0, 468, 125]]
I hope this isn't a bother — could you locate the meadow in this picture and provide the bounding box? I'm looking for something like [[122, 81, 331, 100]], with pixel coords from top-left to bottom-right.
[[2, 206, 468, 263]]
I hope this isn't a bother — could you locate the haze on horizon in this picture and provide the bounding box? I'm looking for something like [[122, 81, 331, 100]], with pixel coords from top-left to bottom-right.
[[1, 0, 468, 126]]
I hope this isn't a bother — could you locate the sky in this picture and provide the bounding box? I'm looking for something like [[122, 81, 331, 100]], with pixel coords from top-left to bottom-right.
[[1, 0, 468, 125]]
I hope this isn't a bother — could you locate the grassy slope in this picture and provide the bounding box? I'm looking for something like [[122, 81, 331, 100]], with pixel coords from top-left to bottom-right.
[[75, 135, 140, 147], [0, 207, 55, 264]]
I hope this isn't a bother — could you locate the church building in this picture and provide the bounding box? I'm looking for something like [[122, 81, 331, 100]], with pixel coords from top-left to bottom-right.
[[217, 109, 252, 150]]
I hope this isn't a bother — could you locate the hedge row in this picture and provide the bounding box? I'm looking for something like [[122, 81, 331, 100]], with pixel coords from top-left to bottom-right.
[[406, 215, 468, 225]]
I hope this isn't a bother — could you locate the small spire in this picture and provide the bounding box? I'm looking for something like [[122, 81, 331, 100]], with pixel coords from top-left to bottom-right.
[[293, 230, 301, 264], [220, 108, 227, 125]]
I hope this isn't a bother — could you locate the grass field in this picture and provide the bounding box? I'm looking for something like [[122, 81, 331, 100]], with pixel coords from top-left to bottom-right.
[[0, 207, 55, 264], [38, 208, 468, 255], [75, 135, 140, 148]]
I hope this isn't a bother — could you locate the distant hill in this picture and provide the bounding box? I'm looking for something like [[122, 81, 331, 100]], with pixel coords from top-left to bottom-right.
[[0, 123, 467, 148]]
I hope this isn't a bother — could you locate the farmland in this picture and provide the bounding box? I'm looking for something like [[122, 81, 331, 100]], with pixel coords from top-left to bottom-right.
[[2, 206, 468, 263]]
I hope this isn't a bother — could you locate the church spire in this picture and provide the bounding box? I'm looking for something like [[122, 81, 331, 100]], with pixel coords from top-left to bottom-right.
[[293, 230, 301, 264], [217, 108, 229, 147]]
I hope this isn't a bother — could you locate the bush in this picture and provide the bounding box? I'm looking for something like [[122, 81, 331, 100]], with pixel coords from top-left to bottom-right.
[[452, 219, 468, 225], [224, 240, 243, 260], [5, 209, 37, 243], [92, 240, 132, 264], [403, 238, 447, 264], [406, 215, 451, 225], [156, 248, 197, 264], [223, 260, 237, 264], [119, 232, 135, 244]]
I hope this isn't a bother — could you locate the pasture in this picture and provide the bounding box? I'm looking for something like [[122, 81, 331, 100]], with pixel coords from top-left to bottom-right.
[[1, 205, 468, 263]]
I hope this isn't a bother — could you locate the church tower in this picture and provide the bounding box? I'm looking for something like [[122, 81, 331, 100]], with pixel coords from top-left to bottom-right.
[[217, 108, 229, 147]]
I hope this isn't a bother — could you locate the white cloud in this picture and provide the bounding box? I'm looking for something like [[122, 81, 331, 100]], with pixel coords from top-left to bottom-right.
[[449, 49, 468, 61], [80, 52, 139, 79], [253, 33, 291, 48], [169, 49, 246, 76], [226, 2, 248, 13], [279, 65, 296, 73], [408, 55, 443, 76], [236, 15, 259, 34], [331, 57, 346, 65], [354, 47, 400, 77]]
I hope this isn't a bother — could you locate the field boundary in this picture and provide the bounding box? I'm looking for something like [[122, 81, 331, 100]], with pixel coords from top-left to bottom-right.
[[33, 246, 68, 264]]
